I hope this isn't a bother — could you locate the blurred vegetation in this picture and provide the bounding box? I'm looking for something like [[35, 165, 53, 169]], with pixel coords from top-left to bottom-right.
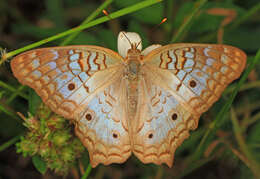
[[0, 0, 260, 178]]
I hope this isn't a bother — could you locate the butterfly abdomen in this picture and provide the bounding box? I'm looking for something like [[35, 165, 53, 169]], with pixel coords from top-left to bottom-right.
[[126, 53, 142, 121]]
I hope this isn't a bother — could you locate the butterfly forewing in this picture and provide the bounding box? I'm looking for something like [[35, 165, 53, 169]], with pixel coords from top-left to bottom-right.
[[142, 44, 246, 114], [11, 46, 124, 119]]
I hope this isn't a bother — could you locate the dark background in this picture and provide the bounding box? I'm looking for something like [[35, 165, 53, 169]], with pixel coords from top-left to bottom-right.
[[0, 0, 260, 178]]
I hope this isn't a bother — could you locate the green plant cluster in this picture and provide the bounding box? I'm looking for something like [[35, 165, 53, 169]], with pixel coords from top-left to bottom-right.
[[16, 104, 85, 175]]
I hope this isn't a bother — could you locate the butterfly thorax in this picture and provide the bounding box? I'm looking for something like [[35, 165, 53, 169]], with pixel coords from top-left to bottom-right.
[[126, 48, 142, 125]]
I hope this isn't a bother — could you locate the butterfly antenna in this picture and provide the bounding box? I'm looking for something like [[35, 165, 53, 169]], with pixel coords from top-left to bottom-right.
[[136, 40, 142, 49], [121, 31, 133, 47], [102, 9, 112, 20], [159, 17, 167, 25], [103, 10, 135, 47], [152, 17, 167, 31]]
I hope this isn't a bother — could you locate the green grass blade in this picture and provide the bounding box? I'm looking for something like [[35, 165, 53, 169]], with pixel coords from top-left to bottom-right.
[[224, 80, 260, 95], [194, 48, 260, 161], [0, 0, 162, 64]]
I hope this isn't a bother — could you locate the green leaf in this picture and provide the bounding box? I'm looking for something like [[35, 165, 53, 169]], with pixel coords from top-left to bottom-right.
[[173, 2, 194, 29], [114, 0, 163, 24], [28, 88, 42, 115], [191, 1, 246, 34], [224, 27, 260, 51], [66, 32, 101, 45], [190, 14, 223, 33], [12, 23, 67, 40], [132, 4, 163, 24], [97, 29, 117, 51], [32, 155, 47, 174], [45, 0, 65, 27]]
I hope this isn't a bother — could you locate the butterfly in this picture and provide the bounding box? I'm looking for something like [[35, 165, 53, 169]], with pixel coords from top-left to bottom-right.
[[11, 31, 247, 168]]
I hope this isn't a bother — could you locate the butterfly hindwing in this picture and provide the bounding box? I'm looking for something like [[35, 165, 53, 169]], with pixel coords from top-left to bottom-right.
[[74, 77, 131, 167], [11, 46, 124, 119], [133, 77, 198, 167]]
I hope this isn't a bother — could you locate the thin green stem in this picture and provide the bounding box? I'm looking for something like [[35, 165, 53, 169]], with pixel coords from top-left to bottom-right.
[[0, 85, 27, 120], [0, 0, 162, 65], [171, 0, 208, 43], [6, 85, 27, 104], [230, 108, 260, 178], [0, 103, 20, 120], [0, 81, 28, 100], [236, 101, 260, 116], [193, 48, 260, 163], [176, 156, 214, 179], [195, 2, 260, 43], [250, 112, 260, 125], [60, 0, 114, 45], [243, 112, 260, 129], [0, 135, 21, 152], [81, 164, 92, 179], [224, 81, 260, 95], [230, 2, 260, 29]]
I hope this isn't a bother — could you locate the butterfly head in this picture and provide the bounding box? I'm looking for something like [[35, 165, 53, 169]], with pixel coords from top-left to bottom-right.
[[127, 42, 142, 54]]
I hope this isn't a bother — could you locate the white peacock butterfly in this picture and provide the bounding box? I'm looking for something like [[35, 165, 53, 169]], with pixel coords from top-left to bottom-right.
[[11, 31, 247, 167]]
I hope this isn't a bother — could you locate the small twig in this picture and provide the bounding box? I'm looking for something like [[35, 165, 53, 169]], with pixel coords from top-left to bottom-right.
[[81, 163, 92, 179], [171, 0, 208, 42], [0, 134, 22, 152], [231, 108, 260, 178]]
